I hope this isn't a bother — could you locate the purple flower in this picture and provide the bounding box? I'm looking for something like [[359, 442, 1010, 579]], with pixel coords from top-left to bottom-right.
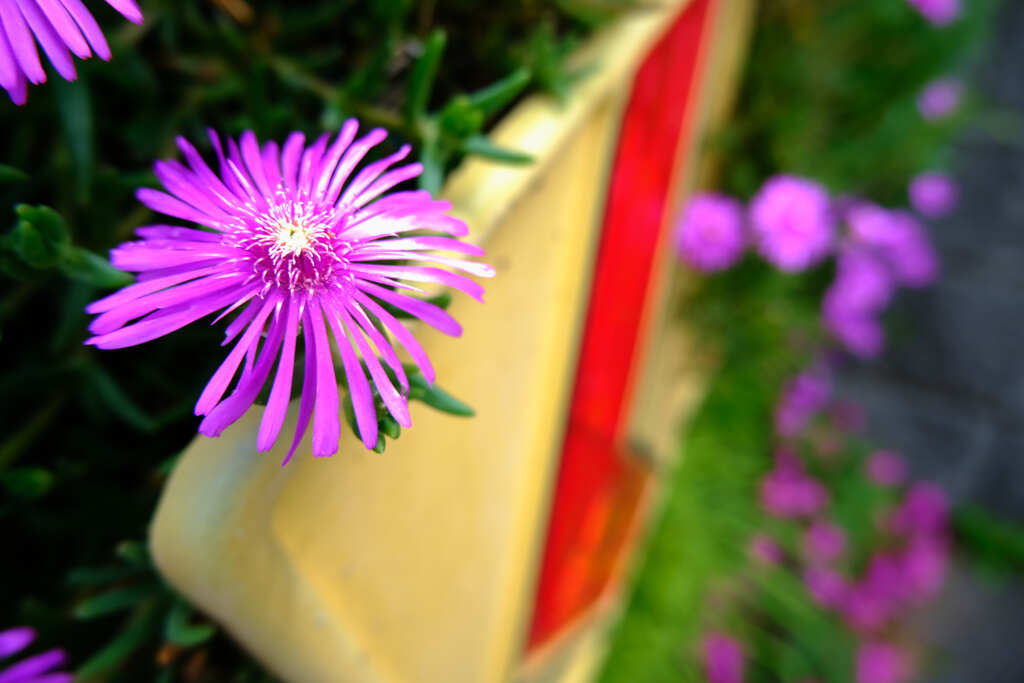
[[0, 0, 143, 105], [823, 310, 884, 359], [891, 483, 949, 536], [847, 204, 939, 288], [866, 450, 907, 487], [856, 641, 911, 683], [0, 626, 72, 683], [804, 566, 847, 608], [760, 458, 828, 518], [86, 124, 494, 462], [823, 248, 893, 357], [902, 535, 949, 602], [702, 633, 744, 683], [909, 172, 958, 218], [805, 519, 846, 563], [907, 0, 960, 27], [749, 534, 783, 566], [842, 582, 893, 632], [750, 175, 835, 272], [674, 194, 746, 272], [917, 78, 963, 120], [775, 369, 831, 437]]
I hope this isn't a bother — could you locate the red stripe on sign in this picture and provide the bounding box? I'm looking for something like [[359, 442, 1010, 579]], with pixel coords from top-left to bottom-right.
[[527, 0, 718, 650]]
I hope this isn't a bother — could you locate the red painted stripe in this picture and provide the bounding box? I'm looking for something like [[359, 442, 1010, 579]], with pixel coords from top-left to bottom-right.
[[527, 0, 718, 650]]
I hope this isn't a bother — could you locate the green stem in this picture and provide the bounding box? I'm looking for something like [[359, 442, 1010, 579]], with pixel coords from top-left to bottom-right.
[[0, 395, 67, 470]]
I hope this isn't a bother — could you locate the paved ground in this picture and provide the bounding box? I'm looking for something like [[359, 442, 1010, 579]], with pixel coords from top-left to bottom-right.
[[838, 3, 1024, 680]]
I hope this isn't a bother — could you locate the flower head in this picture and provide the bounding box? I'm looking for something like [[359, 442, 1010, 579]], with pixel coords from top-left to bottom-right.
[[760, 456, 828, 518], [804, 565, 847, 608], [750, 175, 835, 272], [749, 534, 783, 566], [0, 626, 71, 682], [674, 193, 746, 272], [86, 123, 494, 462], [917, 78, 963, 120], [856, 641, 912, 683], [805, 519, 846, 563], [775, 369, 831, 438], [846, 204, 938, 288], [909, 172, 958, 218], [866, 450, 907, 486], [0, 0, 142, 105], [702, 633, 744, 683], [907, 0, 960, 27]]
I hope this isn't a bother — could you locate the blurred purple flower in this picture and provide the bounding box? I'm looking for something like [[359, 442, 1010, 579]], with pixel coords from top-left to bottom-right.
[[917, 78, 963, 120], [866, 451, 907, 486], [856, 641, 911, 683], [702, 633, 744, 683], [804, 566, 847, 608], [823, 310, 884, 359], [891, 483, 949, 536], [749, 534, 783, 566], [0, 0, 143, 105], [775, 369, 831, 437], [823, 249, 893, 358], [750, 175, 835, 272], [847, 204, 939, 288], [909, 172, 958, 218], [805, 519, 846, 563], [760, 457, 828, 518], [0, 626, 72, 683], [674, 194, 746, 272], [902, 535, 950, 602], [907, 0, 960, 27], [86, 124, 493, 462], [843, 581, 893, 632]]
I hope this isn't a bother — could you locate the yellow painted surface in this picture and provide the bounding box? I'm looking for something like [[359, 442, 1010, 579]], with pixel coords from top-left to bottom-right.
[[148, 1, 756, 681]]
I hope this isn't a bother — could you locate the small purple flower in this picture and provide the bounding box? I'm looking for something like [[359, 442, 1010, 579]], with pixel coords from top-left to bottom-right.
[[823, 309, 884, 359], [674, 194, 746, 272], [917, 78, 963, 120], [0, 626, 72, 683], [856, 641, 911, 683], [702, 633, 744, 683], [750, 175, 835, 272], [823, 248, 893, 358], [749, 534, 783, 566], [805, 519, 846, 563], [86, 124, 494, 463], [847, 204, 939, 288], [775, 369, 831, 438], [907, 0, 960, 27], [909, 172, 958, 218], [902, 535, 949, 602], [891, 483, 949, 536], [760, 458, 828, 518], [842, 582, 892, 632], [804, 566, 847, 608], [866, 451, 907, 487], [0, 0, 143, 105]]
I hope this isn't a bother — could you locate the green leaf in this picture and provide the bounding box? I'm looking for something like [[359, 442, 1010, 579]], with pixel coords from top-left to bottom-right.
[[164, 600, 216, 647], [380, 414, 401, 440], [461, 135, 534, 164], [405, 30, 447, 123], [437, 96, 485, 139], [409, 374, 474, 417], [10, 222, 60, 268], [418, 138, 448, 196], [66, 565, 147, 587], [53, 75, 94, 201], [15, 205, 70, 248], [372, 432, 387, 453], [116, 541, 150, 566], [76, 602, 162, 678], [465, 68, 531, 117], [74, 584, 161, 619], [59, 247, 132, 289], [0, 164, 28, 184], [0, 467, 55, 499]]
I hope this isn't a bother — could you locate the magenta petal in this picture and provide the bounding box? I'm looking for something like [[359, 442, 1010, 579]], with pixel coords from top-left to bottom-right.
[[338, 144, 412, 207], [0, 1, 46, 84], [85, 263, 223, 314], [307, 299, 343, 457], [194, 294, 279, 415], [297, 133, 330, 198], [352, 162, 424, 209], [312, 120, 360, 202], [354, 264, 485, 303], [284, 309, 318, 464], [324, 127, 388, 205], [280, 131, 306, 192], [342, 296, 408, 393], [16, 0, 76, 81], [104, 0, 143, 24], [240, 130, 273, 198], [0, 648, 66, 683], [261, 140, 282, 191], [0, 627, 34, 658], [57, 0, 110, 60], [339, 308, 410, 427], [35, 0, 90, 58], [352, 290, 435, 384], [258, 299, 301, 451], [322, 301, 376, 450]]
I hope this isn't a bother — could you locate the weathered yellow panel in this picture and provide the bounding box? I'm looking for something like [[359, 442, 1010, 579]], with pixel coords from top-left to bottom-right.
[[148, 1, 756, 681]]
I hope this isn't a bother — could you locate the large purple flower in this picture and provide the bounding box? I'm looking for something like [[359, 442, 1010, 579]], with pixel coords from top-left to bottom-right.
[[907, 0, 960, 27], [86, 123, 494, 462], [0, 0, 142, 105], [673, 193, 746, 272], [0, 626, 71, 683], [749, 175, 835, 272]]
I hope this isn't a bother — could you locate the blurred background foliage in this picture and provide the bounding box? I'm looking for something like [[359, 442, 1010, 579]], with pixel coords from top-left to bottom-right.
[[600, 1, 1022, 682], [0, 1, 631, 679]]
